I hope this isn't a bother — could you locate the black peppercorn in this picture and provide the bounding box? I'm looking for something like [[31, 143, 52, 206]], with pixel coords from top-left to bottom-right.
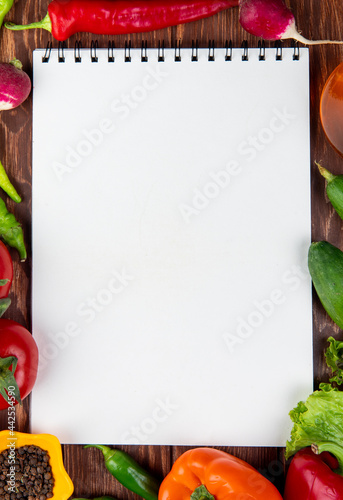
[[0, 445, 55, 499]]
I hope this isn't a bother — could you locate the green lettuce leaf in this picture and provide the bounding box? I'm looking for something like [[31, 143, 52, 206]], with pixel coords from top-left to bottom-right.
[[325, 336, 343, 386], [285, 383, 343, 475]]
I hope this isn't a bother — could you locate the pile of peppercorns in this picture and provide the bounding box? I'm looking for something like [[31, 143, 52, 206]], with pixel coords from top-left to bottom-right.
[[0, 445, 55, 500]]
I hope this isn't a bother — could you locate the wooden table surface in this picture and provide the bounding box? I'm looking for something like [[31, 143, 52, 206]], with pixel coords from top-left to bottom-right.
[[1, 0, 343, 497]]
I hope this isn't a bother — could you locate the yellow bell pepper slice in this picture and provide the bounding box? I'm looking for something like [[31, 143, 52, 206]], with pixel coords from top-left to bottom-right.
[[0, 430, 74, 500]]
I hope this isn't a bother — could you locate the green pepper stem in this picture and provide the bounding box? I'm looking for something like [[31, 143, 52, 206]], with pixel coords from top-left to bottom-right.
[[312, 442, 343, 476], [5, 12, 52, 33], [84, 444, 116, 462], [316, 161, 336, 183], [191, 485, 215, 500], [0, 160, 21, 203]]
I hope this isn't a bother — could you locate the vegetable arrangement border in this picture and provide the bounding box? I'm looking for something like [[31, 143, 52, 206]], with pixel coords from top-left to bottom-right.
[[1, 0, 343, 498]]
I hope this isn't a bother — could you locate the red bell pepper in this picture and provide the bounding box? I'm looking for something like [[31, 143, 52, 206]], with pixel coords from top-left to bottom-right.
[[285, 384, 343, 500], [284, 447, 343, 500], [5, 0, 239, 41]]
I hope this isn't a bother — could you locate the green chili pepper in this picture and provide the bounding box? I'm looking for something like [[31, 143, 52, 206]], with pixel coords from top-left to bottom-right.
[[84, 445, 160, 500], [0, 196, 26, 260], [0, 0, 13, 27], [0, 160, 21, 203]]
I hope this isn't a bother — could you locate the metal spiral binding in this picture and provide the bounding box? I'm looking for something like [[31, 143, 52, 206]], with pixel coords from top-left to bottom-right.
[[208, 40, 215, 61], [141, 40, 148, 62], [108, 41, 115, 62], [241, 40, 248, 61], [225, 40, 232, 61], [74, 41, 82, 63], [58, 41, 66, 63], [191, 40, 199, 61], [158, 40, 165, 62], [41, 39, 302, 63], [91, 40, 98, 62], [125, 40, 131, 62], [175, 40, 181, 62], [42, 41, 52, 63], [275, 40, 282, 61], [292, 40, 300, 60], [258, 40, 265, 61]]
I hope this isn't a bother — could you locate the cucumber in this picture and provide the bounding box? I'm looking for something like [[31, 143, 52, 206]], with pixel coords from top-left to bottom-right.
[[308, 241, 343, 329], [317, 162, 343, 220]]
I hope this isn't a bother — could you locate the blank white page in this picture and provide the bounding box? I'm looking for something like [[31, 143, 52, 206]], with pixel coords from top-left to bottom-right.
[[31, 46, 312, 446]]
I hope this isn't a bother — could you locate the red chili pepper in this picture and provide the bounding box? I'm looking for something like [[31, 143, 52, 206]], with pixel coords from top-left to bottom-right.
[[5, 0, 239, 41], [284, 447, 343, 500]]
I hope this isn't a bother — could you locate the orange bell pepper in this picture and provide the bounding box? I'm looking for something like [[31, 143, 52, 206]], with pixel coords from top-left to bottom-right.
[[158, 447, 283, 500]]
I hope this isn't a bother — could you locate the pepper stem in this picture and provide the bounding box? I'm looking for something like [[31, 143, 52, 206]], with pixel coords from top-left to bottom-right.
[[84, 444, 116, 462], [312, 442, 343, 476], [5, 12, 52, 34], [316, 161, 336, 183], [191, 485, 215, 500]]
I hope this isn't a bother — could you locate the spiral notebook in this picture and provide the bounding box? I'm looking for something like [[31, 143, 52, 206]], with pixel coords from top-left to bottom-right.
[[31, 43, 312, 446]]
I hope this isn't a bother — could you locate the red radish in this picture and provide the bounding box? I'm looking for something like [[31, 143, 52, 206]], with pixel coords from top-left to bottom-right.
[[239, 0, 343, 45], [0, 59, 31, 110]]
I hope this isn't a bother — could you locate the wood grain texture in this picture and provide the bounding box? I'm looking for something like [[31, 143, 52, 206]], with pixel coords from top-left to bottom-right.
[[0, 0, 343, 497]]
